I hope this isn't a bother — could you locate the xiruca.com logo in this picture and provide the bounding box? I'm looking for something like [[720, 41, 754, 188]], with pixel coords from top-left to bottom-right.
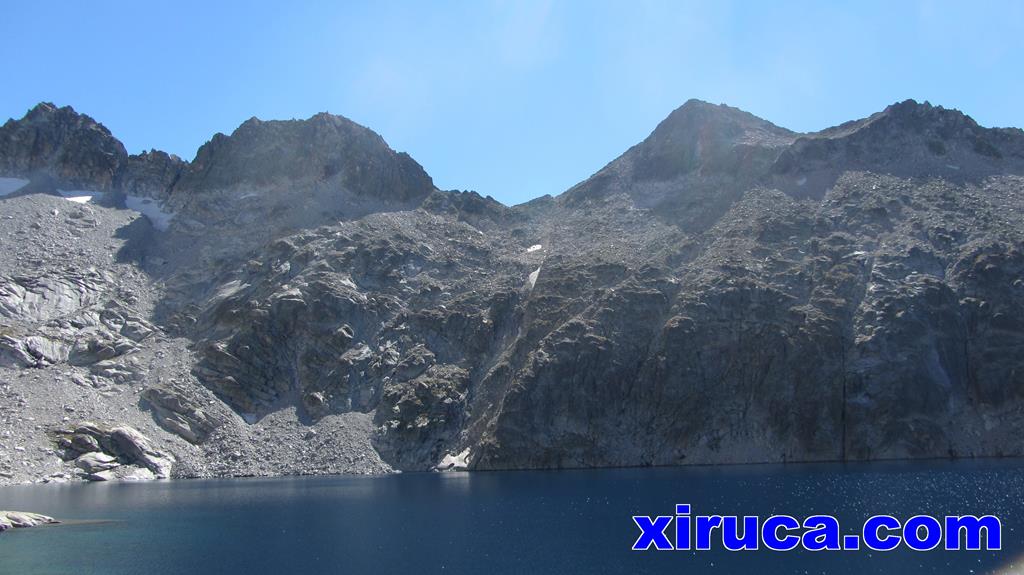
[[632, 505, 1001, 552]]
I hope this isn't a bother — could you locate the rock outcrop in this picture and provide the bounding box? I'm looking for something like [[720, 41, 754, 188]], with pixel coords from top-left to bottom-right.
[[56, 422, 175, 480], [0, 511, 58, 532], [116, 150, 187, 202], [141, 385, 224, 444], [0, 103, 127, 191]]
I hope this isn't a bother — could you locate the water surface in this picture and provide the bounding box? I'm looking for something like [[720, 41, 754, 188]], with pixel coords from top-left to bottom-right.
[[1, 460, 1022, 574]]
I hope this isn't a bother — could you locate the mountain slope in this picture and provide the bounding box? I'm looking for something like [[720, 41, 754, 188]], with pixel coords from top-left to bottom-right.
[[0, 99, 1023, 484], [466, 99, 1024, 468]]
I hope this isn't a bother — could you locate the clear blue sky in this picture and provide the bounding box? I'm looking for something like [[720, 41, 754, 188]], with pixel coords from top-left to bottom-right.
[[2, 1, 1022, 205]]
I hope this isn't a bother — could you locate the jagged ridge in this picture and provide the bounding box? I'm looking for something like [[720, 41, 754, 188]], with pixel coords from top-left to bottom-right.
[[0, 98, 1023, 485]]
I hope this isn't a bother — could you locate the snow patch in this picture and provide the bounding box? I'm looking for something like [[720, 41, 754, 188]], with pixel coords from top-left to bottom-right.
[[796, 176, 808, 187], [526, 244, 543, 253], [436, 448, 471, 471], [0, 177, 29, 197], [58, 189, 104, 203], [125, 195, 175, 231], [526, 266, 541, 290]]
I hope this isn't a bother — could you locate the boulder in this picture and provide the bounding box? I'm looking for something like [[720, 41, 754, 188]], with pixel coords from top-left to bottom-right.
[[108, 426, 175, 478], [70, 433, 101, 455], [0, 511, 59, 531], [86, 465, 157, 482], [75, 451, 120, 473], [57, 423, 175, 481]]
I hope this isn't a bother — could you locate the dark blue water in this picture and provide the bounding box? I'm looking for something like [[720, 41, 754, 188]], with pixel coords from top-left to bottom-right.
[[0, 460, 1022, 574]]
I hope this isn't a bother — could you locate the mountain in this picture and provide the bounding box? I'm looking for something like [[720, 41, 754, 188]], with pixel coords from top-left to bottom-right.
[[0, 102, 189, 198], [0, 98, 1022, 484], [0, 102, 128, 191]]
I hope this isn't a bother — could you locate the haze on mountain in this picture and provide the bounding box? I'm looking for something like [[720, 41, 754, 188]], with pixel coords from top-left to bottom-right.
[[0, 96, 1022, 484]]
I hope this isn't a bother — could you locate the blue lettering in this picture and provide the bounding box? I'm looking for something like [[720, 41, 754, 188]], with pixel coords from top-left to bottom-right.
[[802, 515, 841, 551], [695, 515, 724, 550], [904, 515, 941, 551], [675, 504, 691, 551], [863, 515, 901, 551], [632, 516, 673, 551], [945, 515, 1002, 551], [721, 516, 759, 551], [761, 515, 801, 551]]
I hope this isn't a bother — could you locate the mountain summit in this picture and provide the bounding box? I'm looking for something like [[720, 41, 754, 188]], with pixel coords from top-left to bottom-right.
[[180, 112, 434, 202], [771, 99, 1024, 190], [0, 103, 128, 190]]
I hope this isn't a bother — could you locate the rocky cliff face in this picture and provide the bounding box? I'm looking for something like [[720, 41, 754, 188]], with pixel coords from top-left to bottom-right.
[[0, 98, 1022, 484], [0, 102, 187, 202], [0, 103, 127, 191], [465, 100, 1024, 469]]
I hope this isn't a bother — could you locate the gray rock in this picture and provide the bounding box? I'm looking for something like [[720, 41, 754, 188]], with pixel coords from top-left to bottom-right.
[[75, 451, 119, 473], [70, 433, 101, 454], [141, 385, 224, 444], [86, 465, 156, 482], [0, 511, 58, 531], [55, 423, 175, 481], [108, 426, 175, 478]]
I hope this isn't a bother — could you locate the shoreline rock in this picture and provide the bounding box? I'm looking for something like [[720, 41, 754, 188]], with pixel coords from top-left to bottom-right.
[[56, 422, 175, 481], [0, 511, 59, 532]]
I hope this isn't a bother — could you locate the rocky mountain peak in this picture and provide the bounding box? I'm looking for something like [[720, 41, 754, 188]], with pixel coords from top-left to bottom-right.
[[657, 99, 797, 145], [24, 101, 63, 120], [773, 99, 1024, 186], [0, 102, 128, 190], [878, 98, 974, 127], [629, 100, 797, 181], [561, 100, 797, 208], [21, 102, 102, 128], [814, 99, 978, 142], [178, 111, 434, 205]]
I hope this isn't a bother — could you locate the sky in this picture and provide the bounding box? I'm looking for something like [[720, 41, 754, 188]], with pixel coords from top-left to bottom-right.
[[2, 1, 1022, 205]]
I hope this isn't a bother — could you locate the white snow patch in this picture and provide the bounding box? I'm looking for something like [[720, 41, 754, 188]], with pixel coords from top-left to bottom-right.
[[0, 177, 29, 197], [796, 176, 807, 187], [526, 266, 541, 290], [526, 244, 543, 253], [436, 448, 472, 471], [125, 195, 175, 231], [58, 189, 104, 203]]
